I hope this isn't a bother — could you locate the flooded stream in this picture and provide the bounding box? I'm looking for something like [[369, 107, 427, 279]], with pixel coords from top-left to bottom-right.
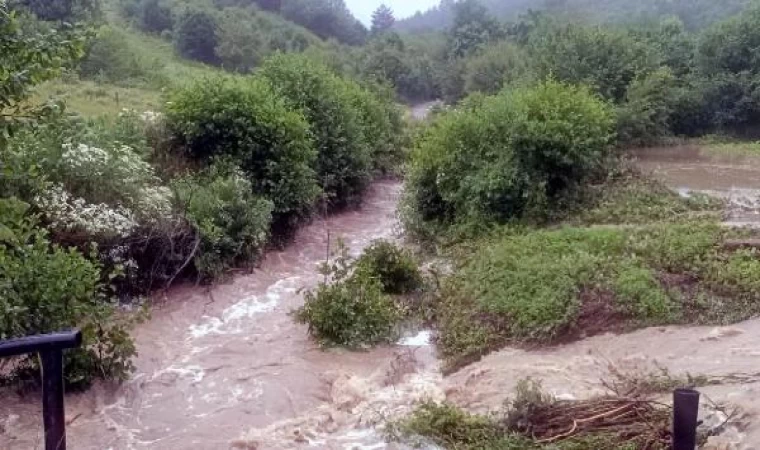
[[4, 144, 760, 449], [1, 181, 440, 450], [633, 145, 760, 225]]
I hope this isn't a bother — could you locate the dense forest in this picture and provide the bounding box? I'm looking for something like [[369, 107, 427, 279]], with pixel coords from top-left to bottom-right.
[[4, 3, 760, 443], [397, 0, 751, 32]]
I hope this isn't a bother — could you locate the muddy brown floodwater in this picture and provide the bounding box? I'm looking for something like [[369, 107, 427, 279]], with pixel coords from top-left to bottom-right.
[[633, 145, 760, 225], [1, 181, 441, 450], [5, 144, 760, 450]]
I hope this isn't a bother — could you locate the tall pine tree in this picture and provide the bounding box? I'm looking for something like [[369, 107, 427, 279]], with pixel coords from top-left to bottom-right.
[[371, 4, 395, 34]]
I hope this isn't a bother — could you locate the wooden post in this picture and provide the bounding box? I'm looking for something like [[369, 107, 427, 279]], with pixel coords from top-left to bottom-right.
[[673, 388, 700, 450]]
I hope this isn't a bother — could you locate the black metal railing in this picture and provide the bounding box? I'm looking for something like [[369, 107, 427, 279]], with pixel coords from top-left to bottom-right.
[[0, 329, 82, 450]]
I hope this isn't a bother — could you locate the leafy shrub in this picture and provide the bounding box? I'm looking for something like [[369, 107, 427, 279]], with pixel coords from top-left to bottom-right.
[[404, 80, 615, 235], [0, 199, 136, 388], [166, 76, 319, 226], [80, 26, 150, 83], [616, 68, 679, 146], [463, 41, 530, 96], [139, 0, 172, 34], [173, 163, 273, 280], [174, 7, 219, 64], [258, 54, 372, 207], [295, 243, 401, 347], [343, 80, 406, 175], [356, 241, 422, 295], [8, 116, 173, 240], [529, 24, 658, 103]]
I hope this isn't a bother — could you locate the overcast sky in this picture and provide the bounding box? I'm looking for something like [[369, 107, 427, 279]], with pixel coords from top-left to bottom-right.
[[345, 0, 441, 25]]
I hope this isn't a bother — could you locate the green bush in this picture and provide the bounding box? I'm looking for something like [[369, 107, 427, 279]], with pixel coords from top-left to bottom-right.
[[166, 76, 319, 226], [0, 199, 136, 388], [258, 54, 372, 207], [463, 41, 530, 96], [616, 68, 679, 146], [174, 7, 219, 64], [139, 0, 172, 34], [295, 243, 401, 347], [343, 80, 406, 175], [529, 24, 658, 103], [80, 26, 150, 83], [404, 80, 615, 235], [356, 241, 422, 295], [173, 163, 273, 280]]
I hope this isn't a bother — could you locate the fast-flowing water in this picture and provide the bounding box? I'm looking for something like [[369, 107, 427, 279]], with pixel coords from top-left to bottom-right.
[[1, 181, 441, 450], [4, 143, 760, 450], [633, 145, 760, 225]]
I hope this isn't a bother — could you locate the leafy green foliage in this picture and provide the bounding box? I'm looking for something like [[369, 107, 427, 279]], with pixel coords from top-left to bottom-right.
[[215, 7, 319, 74], [295, 243, 401, 347], [529, 23, 658, 102], [448, 0, 504, 58], [280, 0, 367, 45], [404, 80, 615, 235], [173, 163, 273, 280], [576, 173, 722, 225], [616, 68, 680, 146], [370, 4, 395, 35], [343, 80, 405, 175], [138, 0, 172, 34], [463, 41, 530, 95], [11, 0, 100, 22], [79, 26, 155, 83], [174, 7, 219, 64], [166, 75, 319, 225], [0, 198, 136, 388], [433, 212, 760, 369], [258, 54, 371, 207], [0, 6, 88, 146], [355, 241, 422, 295]]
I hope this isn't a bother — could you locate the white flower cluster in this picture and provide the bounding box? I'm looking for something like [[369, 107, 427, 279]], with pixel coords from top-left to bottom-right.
[[140, 110, 163, 124], [35, 185, 138, 239], [134, 185, 174, 224], [62, 143, 110, 176], [60, 142, 157, 205]]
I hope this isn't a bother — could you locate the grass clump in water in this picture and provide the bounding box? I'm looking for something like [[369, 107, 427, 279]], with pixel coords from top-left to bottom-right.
[[355, 240, 423, 295], [295, 241, 423, 348]]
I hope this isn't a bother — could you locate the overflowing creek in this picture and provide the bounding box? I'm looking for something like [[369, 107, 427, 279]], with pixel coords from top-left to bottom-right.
[[4, 144, 760, 449], [633, 145, 760, 226], [1, 181, 440, 449]]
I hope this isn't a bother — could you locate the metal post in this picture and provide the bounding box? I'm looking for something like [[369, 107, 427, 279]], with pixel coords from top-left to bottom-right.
[[673, 388, 700, 450], [40, 349, 66, 450], [0, 330, 81, 450]]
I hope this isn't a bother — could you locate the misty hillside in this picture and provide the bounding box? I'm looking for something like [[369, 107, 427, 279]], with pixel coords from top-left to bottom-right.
[[397, 0, 751, 32]]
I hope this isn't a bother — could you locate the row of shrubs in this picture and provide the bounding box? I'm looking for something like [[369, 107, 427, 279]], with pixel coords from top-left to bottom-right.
[[1, 50, 405, 386]]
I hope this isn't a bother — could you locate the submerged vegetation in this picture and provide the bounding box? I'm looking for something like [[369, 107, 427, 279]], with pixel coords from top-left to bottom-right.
[[295, 241, 422, 347]]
